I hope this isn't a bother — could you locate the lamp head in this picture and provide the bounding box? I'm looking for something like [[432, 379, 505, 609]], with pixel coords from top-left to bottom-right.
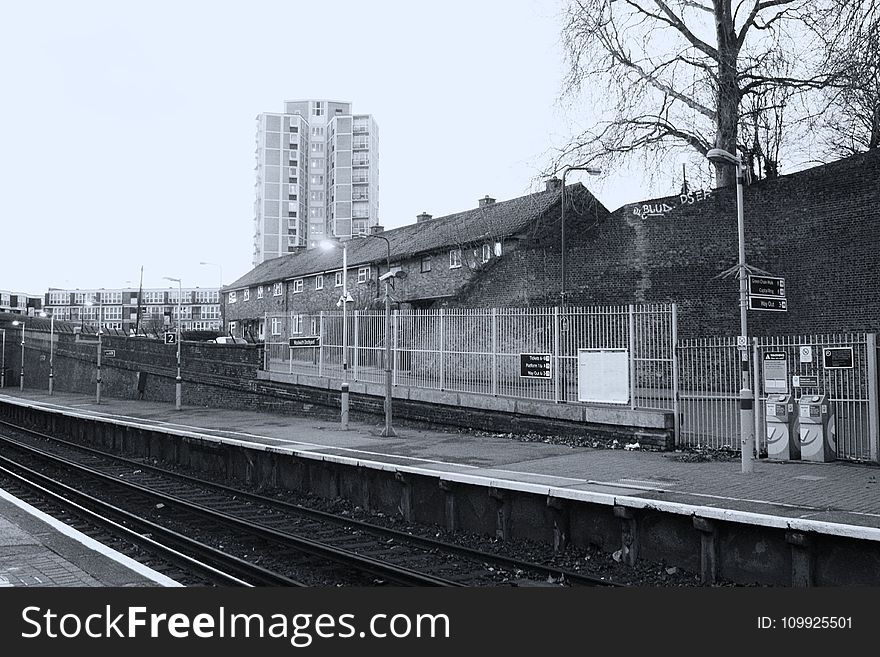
[[12, 320, 22, 326], [706, 148, 741, 167]]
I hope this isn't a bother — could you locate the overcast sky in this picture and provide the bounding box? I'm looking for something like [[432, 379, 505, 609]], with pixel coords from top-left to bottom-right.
[[1, 0, 667, 295]]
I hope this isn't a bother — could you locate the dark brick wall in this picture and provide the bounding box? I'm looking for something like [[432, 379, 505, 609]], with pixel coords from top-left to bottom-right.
[[455, 150, 880, 337]]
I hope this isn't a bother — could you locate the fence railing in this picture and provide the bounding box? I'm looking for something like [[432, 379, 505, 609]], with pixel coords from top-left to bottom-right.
[[264, 304, 677, 411]]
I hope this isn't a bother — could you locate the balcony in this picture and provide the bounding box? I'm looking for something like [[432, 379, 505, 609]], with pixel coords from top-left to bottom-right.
[[352, 159, 369, 167]]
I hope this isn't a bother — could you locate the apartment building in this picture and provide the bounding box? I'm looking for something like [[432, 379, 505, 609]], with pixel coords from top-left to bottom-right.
[[44, 287, 221, 334], [0, 289, 42, 315], [253, 99, 379, 264]]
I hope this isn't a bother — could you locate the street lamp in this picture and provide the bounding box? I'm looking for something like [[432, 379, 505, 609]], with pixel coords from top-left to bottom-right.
[[321, 240, 353, 429], [559, 165, 601, 403], [86, 295, 104, 403], [11, 320, 25, 391], [40, 310, 55, 395], [357, 233, 397, 438], [706, 147, 754, 474], [163, 276, 183, 410]]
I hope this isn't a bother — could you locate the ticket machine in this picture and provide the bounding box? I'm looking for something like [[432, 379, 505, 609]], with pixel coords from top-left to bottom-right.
[[765, 394, 799, 460], [798, 394, 836, 462]]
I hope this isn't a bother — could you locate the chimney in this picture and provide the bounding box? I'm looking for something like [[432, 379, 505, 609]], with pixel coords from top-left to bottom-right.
[[545, 178, 562, 192], [478, 195, 496, 207], [370, 225, 384, 234], [416, 212, 433, 223]]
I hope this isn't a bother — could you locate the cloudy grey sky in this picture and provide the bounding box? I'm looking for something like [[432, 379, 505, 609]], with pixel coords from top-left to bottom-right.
[[1, 0, 659, 295]]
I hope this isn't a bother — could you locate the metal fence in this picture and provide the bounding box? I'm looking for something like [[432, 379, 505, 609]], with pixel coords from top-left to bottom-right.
[[264, 304, 677, 411], [678, 333, 879, 461]]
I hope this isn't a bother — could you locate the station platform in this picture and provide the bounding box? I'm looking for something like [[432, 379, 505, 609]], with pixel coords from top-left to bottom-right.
[[1, 388, 879, 586]]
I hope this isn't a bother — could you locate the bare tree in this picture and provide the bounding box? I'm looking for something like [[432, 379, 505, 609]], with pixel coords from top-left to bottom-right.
[[557, 0, 854, 186], [814, 1, 879, 155]]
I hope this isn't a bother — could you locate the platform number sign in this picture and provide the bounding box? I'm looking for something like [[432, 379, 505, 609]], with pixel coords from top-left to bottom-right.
[[164, 332, 177, 345]]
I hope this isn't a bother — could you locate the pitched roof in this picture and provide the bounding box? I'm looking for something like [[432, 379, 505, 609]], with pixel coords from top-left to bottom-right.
[[227, 184, 589, 291]]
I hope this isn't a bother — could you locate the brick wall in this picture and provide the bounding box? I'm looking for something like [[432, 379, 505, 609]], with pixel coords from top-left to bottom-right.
[[456, 150, 880, 337]]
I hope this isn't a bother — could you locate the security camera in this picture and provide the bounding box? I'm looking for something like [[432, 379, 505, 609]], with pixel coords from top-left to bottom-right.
[[379, 271, 396, 282]]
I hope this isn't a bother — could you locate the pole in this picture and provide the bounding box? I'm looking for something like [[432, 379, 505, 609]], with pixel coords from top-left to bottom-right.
[[1, 329, 6, 388], [96, 299, 102, 404], [176, 280, 182, 410], [19, 322, 25, 391], [48, 315, 54, 396], [735, 162, 755, 473], [341, 245, 349, 429]]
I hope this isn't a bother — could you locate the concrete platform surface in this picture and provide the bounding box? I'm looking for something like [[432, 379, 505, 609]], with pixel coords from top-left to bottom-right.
[[1, 387, 879, 589]]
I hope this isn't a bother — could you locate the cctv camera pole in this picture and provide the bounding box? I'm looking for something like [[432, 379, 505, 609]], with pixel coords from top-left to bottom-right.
[[341, 244, 349, 430]]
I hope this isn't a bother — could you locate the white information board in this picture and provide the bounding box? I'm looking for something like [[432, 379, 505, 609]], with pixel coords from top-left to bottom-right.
[[577, 348, 630, 404]]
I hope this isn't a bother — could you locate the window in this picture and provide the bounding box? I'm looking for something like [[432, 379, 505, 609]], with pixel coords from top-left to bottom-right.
[[271, 317, 282, 336], [228, 291, 237, 304], [357, 267, 370, 283], [449, 249, 462, 269], [310, 174, 324, 186], [335, 272, 343, 287], [292, 314, 304, 334], [494, 241, 502, 257], [312, 101, 324, 116], [421, 256, 431, 273], [311, 126, 324, 137], [257, 286, 264, 299], [293, 279, 304, 294], [243, 289, 250, 301], [315, 275, 324, 290], [311, 142, 324, 153], [481, 244, 492, 263], [273, 282, 282, 296]]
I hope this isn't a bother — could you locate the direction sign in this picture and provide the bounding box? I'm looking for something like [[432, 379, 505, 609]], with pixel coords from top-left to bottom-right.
[[749, 275, 786, 298], [289, 336, 320, 347], [520, 353, 552, 378], [164, 332, 176, 345], [749, 296, 787, 312]]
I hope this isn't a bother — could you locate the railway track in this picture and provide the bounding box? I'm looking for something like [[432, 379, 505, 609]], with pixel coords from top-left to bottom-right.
[[0, 419, 622, 587]]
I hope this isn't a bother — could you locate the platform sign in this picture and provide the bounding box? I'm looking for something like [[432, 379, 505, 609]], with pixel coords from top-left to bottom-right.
[[823, 347, 854, 369], [289, 336, 320, 348], [749, 275, 785, 298], [763, 352, 788, 393], [519, 353, 552, 378], [749, 296, 787, 312], [164, 332, 176, 345]]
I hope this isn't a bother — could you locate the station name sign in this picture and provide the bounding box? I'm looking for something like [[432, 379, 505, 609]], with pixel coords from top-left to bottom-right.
[[520, 353, 552, 378], [289, 336, 320, 347]]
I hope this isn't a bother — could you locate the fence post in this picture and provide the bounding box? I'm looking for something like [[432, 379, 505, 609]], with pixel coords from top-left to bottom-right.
[[491, 308, 498, 396], [553, 307, 560, 403], [752, 337, 762, 458], [318, 311, 324, 378], [671, 303, 680, 448], [353, 310, 359, 382], [263, 312, 269, 371], [439, 308, 445, 391], [628, 304, 636, 410], [392, 310, 399, 386], [868, 333, 879, 463]]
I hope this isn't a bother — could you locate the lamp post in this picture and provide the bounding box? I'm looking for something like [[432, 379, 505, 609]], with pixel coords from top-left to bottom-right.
[[163, 276, 183, 410], [40, 311, 55, 395], [86, 295, 104, 403], [358, 233, 396, 438], [559, 165, 601, 403], [1, 328, 6, 388], [706, 147, 754, 474], [321, 240, 353, 429], [11, 320, 25, 391]]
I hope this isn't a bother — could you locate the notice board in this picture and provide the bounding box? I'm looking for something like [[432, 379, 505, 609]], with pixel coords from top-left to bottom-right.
[[577, 348, 629, 404]]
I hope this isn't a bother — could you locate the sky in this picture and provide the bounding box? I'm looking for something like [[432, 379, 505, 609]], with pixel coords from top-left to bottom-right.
[[0, 0, 659, 295]]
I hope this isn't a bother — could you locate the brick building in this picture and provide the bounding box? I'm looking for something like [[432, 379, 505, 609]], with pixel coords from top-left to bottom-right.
[[225, 148, 880, 340], [223, 181, 604, 339]]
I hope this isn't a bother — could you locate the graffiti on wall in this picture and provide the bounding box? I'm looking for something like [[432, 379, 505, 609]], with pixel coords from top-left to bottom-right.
[[632, 188, 713, 218]]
